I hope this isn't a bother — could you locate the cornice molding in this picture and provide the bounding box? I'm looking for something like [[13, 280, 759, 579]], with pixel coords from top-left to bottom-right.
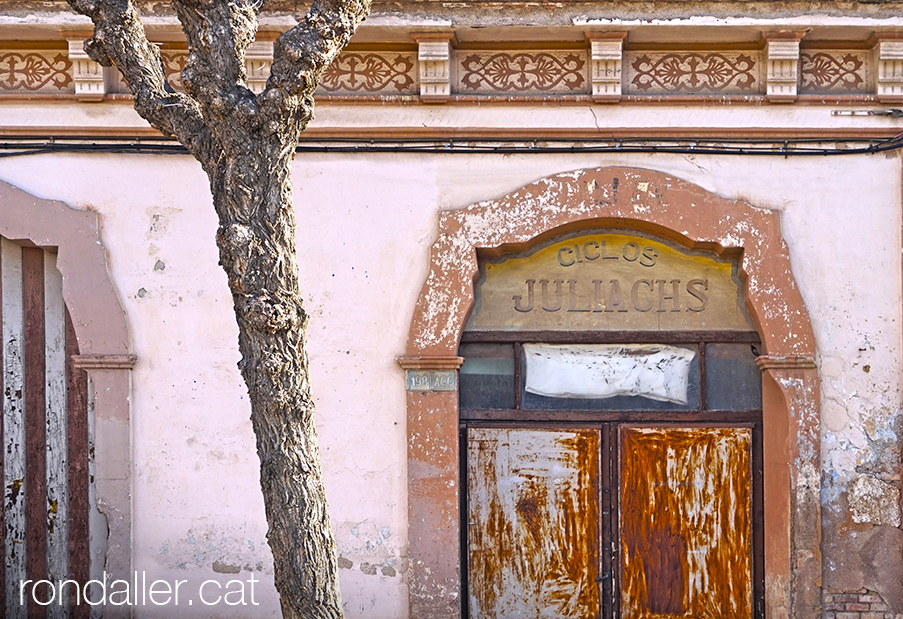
[[397, 356, 464, 370], [71, 354, 138, 370], [756, 355, 817, 370]]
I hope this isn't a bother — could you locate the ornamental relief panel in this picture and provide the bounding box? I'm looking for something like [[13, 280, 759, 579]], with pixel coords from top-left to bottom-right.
[[456, 51, 587, 94], [0, 50, 72, 93], [99, 49, 185, 95], [0, 40, 883, 100], [317, 52, 417, 95], [625, 51, 764, 95], [161, 50, 188, 92], [800, 51, 870, 94]]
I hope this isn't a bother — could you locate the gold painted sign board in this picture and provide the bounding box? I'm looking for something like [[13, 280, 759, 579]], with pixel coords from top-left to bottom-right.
[[467, 232, 755, 332]]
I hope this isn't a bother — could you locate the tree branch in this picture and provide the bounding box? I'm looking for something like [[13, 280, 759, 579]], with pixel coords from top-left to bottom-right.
[[171, 0, 264, 139], [260, 0, 370, 135], [65, 0, 217, 165]]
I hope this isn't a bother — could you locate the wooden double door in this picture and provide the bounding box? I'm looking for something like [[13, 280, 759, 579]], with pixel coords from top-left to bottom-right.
[[459, 338, 764, 619]]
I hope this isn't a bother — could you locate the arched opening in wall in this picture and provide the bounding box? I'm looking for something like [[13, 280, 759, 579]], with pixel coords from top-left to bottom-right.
[[402, 167, 821, 619], [1, 238, 93, 619], [0, 178, 134, 619], [458, 229, 764, 618]]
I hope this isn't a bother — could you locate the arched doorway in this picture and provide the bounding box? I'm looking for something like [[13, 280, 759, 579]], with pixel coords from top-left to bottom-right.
[[0, 179, 134, 619], [400, 167, 821, 619]]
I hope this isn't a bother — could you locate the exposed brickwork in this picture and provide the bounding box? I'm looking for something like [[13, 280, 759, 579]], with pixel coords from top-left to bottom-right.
[[823, 590, 901, 619]]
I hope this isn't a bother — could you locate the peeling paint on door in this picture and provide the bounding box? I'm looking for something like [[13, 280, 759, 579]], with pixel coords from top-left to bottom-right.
[[620, 426, 752, 619], [2, 238, 27, 619], [467, 427, 600, 619], [1, 238, 88, 618], [43, 251, 69, 619]]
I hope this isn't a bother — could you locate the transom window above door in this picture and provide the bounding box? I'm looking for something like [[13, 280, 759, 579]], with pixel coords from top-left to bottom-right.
[[459, 338, 762, 416]]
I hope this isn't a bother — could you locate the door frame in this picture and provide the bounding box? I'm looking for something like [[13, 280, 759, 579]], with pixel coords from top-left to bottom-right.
[[457, 331, 766, 618], [399, 166, 821, 619], [0, 179, 135, 619]]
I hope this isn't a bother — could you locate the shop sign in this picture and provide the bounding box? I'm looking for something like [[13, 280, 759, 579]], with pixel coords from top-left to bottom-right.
[[467, 232, 754, 332]]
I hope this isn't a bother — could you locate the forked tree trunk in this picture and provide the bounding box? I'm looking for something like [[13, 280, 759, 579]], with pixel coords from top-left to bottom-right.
[[62, 0, 371, 617]]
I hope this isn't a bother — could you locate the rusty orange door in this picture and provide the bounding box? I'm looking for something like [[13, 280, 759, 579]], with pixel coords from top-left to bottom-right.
[[619, 426, 753, 619], [467, 427, 601, 619]]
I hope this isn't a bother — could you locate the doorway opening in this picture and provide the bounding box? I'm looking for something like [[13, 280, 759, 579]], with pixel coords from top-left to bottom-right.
[[459, 230, 764, 618], [401, 167, 821, 619]]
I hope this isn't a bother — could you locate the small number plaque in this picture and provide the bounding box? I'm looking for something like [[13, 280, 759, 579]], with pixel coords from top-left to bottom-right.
[[431, 371, 456, 391], [406, 370, 457, 392]]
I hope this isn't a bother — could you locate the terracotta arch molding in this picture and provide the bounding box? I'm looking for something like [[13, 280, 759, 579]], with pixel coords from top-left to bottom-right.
[[0, 179, 133, 619], [401, 167, 822, 619]]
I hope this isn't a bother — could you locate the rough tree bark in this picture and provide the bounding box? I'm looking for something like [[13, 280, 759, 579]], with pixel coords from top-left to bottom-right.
[[63, 1, 370, 617]]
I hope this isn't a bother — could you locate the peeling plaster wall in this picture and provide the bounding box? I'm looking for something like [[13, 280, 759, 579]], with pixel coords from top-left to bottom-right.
[[0, 149, 900, 617]]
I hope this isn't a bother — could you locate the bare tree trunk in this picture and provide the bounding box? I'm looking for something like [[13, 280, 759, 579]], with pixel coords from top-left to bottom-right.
[[63, 0, 371, 617], [213, 142, 343, 618], [213, 136, 348, 619]]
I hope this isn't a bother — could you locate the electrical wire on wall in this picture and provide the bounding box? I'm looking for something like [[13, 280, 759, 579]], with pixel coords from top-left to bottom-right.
[[1, 133, 903, 158]]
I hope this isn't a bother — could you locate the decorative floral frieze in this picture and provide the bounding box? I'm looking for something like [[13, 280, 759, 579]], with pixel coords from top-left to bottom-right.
[[457, 51, 586, 94], [0, 51, 71, 92], [626, 52, 762, 94], [318, 52, 416, 94], [160, 50, 188, 92], [800, 51, 869, 93], [157, 47, 280, 95], [0, 40, 884, 101]]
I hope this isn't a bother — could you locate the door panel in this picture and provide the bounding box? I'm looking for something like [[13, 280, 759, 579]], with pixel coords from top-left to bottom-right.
[[1, 240, 90, 619], [468, 427, 600, 619], [619, 426, 752, 619]]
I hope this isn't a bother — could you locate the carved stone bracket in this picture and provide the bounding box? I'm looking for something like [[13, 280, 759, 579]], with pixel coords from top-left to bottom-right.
[[587, 32, 627, 102], [412, 33, 455, 103], [873, 33, 903, 102], [66, 34, 106, 101], [245, 36, 276, 95], [765, 32, 806, 103]]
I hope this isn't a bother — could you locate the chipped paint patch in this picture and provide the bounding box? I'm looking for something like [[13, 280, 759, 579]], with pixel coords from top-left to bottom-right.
[[337, 520, 403, 578], [159, 526, 272, 574], [212, 560, 241, 574], [823, 398, 850, 433], [849, 475, 901, 527]]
